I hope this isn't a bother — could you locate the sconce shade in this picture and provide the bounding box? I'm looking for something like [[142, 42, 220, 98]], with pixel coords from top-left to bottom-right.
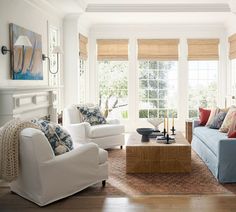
[[52, 46, 63, 54], [14, 35, 32, 47]]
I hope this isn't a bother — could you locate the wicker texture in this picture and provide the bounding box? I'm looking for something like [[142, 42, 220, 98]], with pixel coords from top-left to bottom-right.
[[126, 132, 191, 173], [0, 119, 39, 182]]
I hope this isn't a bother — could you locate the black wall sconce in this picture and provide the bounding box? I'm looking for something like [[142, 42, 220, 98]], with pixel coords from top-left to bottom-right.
[[1, 35, 32, 55]]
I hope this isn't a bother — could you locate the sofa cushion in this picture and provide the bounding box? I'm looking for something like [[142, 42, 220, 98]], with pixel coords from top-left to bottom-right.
[[206, 107, 220, 126], [199, 108, 211, 126], [227, 112, 236, 136], [88, 124, 125, 138], [193, 126, 227, 156], [208, 111, 227, 129], [99, 148, 108, 164], [219, 106, 236, 132]]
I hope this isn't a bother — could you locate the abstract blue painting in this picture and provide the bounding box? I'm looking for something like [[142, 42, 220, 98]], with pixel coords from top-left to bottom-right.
[[10, 23, 43, 80]]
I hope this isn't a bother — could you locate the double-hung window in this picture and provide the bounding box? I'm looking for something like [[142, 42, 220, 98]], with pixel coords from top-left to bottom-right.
[[79, 34, 88, 104], [229, 34, 236, 99], [97, 39, 129, 119], [187, 39, 219, 118], [137, 39, 179, 119]]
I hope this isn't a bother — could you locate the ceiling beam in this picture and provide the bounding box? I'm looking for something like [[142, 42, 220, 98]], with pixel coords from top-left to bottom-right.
[[86, 3, 230, 13]]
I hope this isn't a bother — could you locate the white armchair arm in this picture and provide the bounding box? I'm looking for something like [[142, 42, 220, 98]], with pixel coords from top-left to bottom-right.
[[106, 118, 120, 124], [40, 143, 100, 193], [43, 143, 99, 168], [65, 122, 90, 143]]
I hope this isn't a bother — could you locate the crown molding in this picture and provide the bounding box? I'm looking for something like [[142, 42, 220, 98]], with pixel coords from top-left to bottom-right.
[[76, 0, 88, 12], [23, 0, 64, 18], [64, 13, 82, 20], [229, 0, 236, 14], [90, 23, 226, 30], [86, 3, 230, 13]]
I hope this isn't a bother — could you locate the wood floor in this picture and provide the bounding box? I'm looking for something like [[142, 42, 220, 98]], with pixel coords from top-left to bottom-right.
[[1, 186, 236, 212]]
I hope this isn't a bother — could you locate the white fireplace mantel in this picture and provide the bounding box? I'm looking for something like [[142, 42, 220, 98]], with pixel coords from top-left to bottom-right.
[[0, 86, 58, 126]]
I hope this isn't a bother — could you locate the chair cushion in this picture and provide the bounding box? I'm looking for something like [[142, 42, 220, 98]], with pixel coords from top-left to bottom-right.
[[98, 148, 108, 164], [193, 126, 227, 156], [78, 105, 107, 126], [88, 124, 125, 138]]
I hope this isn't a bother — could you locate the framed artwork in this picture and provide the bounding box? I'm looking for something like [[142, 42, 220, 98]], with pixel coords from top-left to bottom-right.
[[10, 23, 43, 80]]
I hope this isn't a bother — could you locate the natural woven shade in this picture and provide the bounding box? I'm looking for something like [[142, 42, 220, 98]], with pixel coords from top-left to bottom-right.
[[187, 39, 219, 60], [137, 39, 179, 60], [229, 34, 236, 60], [79, 34, 88, 60], [97, 39, 129, 61]]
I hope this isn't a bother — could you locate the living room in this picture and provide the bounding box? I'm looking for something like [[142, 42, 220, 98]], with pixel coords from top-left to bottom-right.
[[1, 0, 236, 211]]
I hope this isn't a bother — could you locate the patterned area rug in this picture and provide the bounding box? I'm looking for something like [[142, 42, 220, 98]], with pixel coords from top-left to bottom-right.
[[78, 149, 236, 196]]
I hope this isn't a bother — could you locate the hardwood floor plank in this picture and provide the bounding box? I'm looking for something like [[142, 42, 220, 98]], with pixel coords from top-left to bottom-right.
[[1, 186, 236, 212]]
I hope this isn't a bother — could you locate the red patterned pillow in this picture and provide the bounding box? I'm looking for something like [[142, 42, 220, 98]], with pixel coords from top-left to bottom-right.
[[227, 112, 236, 137], [199, 108, 211, 126], [228, 130, 236, 138]]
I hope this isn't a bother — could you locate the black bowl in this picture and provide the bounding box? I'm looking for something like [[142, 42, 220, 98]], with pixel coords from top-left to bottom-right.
[[136, 128, 154, 142]]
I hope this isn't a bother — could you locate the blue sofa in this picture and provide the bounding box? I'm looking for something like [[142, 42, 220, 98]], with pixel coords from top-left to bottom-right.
[[192, 120, 236, 183]]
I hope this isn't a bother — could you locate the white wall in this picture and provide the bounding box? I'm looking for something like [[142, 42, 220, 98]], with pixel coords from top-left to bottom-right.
[[89, 23, 228, 132], [0, 0, 63, 87], [225, 13, 236, 97]]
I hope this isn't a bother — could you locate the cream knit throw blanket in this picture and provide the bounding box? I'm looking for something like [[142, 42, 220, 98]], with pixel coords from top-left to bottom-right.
[[0, 118, 39, 182]]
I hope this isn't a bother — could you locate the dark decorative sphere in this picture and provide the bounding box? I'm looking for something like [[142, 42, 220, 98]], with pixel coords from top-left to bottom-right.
[[136, 128, 154, 142]]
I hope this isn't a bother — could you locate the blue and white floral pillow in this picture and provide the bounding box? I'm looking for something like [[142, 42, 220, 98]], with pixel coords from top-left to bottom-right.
[[77, 106, 107, 126], [31, 119, 73, 155]]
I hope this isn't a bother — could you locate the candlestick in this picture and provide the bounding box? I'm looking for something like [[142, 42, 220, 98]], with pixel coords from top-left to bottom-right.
[[166, 133, 169, 144], [171, 126, 175, 135], [164, 117, 166, 130], [172, 113, 174, 128], [167, 112, 169, 134]]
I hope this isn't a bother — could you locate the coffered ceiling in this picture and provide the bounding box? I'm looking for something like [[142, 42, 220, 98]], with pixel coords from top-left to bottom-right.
[[40, 0, 236, 26]]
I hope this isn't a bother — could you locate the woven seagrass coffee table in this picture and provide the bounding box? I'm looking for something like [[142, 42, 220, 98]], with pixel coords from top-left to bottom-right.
[[126, 132, 191, 173]]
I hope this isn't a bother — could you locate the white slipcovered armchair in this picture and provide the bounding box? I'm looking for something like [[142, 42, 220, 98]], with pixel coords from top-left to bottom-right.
[[63, 104, 125, 149], [10, 128, 108, 206]]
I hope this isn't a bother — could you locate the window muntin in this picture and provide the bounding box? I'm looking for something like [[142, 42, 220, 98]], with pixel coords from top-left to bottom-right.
[[138, 61, 178, 119], [188, 61, 218, 118]]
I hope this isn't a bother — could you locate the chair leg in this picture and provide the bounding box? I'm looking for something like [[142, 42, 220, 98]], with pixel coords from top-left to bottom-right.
[[120, 145, 123, 149], [102, 180, 106, 187]]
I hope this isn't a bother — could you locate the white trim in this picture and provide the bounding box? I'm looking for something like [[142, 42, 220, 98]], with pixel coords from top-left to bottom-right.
[[23, 0, 64, 18], [86, 3, 230, 12]]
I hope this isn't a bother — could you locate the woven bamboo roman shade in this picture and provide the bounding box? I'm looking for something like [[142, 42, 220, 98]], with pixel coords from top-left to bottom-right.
[[97, 39, 129, 61], [137, 39, 179, 60], [79, 34, 88, 60], [229, 34, 236, 60], [187, 39, 219, 60]]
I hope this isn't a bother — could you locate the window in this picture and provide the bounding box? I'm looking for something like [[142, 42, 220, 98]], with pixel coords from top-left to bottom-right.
[[138, 61, 178, 118], [98, 61, 128, 119], [97, 39, 129, 119], [229, 34, 236, 97], [79, 59, 87, 103], [188, 61, 218, 118], [79, 34, 88, 104], [231, 59, 236, 96]]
